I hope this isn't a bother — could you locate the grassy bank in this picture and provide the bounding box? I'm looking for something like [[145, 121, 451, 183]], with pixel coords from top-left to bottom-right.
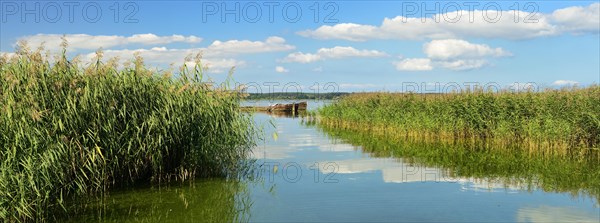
[[318, 87, 600, 157], [0, 43, 256, 221]]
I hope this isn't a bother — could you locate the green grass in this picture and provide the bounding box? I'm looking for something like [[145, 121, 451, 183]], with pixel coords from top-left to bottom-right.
[[0, 42, 256, 221], [318, 87, 600, 157]]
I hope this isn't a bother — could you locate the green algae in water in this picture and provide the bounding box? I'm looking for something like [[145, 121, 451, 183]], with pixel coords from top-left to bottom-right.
[[60, 179, 251, 222]]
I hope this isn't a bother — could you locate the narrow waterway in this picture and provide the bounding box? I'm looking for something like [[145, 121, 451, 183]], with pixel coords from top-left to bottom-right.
[[69, 100, 599, 222]]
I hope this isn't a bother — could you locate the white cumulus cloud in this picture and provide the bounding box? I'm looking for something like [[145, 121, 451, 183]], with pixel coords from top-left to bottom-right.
[[207, 36, 295, 56], [82, 47, 247, 73], [282, 46, 388, 63], [424, 39, 511, 60], [13, 35, 299, 73], [298, 3, 599, 41], [552, 80, 579, 86], [298, 11, 554, 41], [438, 59, 488, 71], [11, 35, 295, 73], [19, 33, 202, 51], [551, 3, 600, 34], [0, 52, 16, 58], [394, 58, 433, 71], [298, 23, 380, 42], [394, 39, 509, 71], [275, 66, 289, 73]]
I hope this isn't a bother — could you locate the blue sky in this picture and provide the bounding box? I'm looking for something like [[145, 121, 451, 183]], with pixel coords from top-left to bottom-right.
[[1, 1, 599, 92]]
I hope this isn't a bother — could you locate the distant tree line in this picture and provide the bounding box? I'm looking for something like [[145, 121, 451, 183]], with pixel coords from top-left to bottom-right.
[[245, 92, 350, 100]]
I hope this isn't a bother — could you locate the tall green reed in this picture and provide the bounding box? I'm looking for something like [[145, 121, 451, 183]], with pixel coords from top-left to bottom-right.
[[0, 40, 256, 221], [318, 87, 600, 157]]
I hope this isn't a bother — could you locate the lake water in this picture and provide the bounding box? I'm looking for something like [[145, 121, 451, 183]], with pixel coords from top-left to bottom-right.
[[69, 100, 600, 222]]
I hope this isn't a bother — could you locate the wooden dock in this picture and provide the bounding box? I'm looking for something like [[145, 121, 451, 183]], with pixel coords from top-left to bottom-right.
[[241, 101, 307, 114]]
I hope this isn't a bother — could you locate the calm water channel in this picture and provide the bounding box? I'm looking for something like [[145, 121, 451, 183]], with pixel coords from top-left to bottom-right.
[[69, 100, 599, 222]]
